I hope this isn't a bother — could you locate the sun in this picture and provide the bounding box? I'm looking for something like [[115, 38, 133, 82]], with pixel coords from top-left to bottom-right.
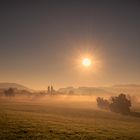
[[82, 58, 91, 67]]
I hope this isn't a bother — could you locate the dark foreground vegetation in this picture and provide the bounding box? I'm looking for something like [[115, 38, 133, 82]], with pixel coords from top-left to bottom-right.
[[0, 96, 140, 140], [0, 88, 140, 140], [97, 94, 131, 114]]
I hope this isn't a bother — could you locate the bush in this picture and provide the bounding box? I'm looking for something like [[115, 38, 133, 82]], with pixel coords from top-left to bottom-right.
[[96, 97, 110, 109], [96, 93, 131, 114], [4, 88, 15, 97], [109, 93, 131, 114]]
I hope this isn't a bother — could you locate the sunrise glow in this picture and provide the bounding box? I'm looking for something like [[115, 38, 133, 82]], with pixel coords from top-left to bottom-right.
[[82, 58, 91, 67]]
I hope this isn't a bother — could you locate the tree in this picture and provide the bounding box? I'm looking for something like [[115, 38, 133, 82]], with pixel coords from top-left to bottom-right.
[[47, 86, 50, 94], [51, 86, 54, 94], [109, 93, 131, 114], [68, 90, 75, 95], [4, 88, 15, 97], [96, 97, 110, 109], [96, 93, 132, 114]]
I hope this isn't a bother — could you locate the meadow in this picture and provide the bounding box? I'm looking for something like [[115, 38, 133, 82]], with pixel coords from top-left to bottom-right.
[[0, 95, 140, 140]]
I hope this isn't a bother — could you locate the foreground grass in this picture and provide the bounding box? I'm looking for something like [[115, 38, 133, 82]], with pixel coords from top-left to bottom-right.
[[0, 97, 140, 140]]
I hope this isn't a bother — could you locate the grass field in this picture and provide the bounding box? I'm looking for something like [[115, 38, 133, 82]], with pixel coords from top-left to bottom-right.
[[0, 96, 140, 140]]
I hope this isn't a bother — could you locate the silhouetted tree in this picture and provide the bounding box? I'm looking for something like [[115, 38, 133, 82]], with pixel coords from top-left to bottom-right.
[[68, 90, 75, 95], [96, 93, 132, 114], [96, 97, 110, 109], [47, 86, 50, 94], [4, 88, 15, 97], [51, 86, 54, 94], [109, 93, 131, 114]]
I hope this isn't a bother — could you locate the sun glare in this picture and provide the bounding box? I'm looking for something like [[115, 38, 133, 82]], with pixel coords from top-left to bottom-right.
[[82, 58, 91, 67]]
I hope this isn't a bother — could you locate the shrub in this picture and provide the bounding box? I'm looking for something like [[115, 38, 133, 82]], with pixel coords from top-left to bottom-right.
[[96, 93, 131, 114], [4, 88, 15, 97], [109, 93, 131, 114], [96, 97, 110, 109]]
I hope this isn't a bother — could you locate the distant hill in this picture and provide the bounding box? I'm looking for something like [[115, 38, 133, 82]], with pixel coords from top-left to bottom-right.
[[112, 84, 140, 88], [58, 84, 140, 96], [58, 86, 113, 96], [0, 83, 31, 91], [104, 84, 140, 96]]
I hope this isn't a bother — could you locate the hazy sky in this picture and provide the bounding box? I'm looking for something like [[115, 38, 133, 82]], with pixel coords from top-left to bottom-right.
[[0, 0, 140, 90]]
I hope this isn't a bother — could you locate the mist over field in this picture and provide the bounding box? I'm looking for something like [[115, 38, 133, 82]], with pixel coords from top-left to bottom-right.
[[1, 83, 140, 112], [0, 83, 140, 140], [0, 92, 140, 140], [0, 0, 140, 139]]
